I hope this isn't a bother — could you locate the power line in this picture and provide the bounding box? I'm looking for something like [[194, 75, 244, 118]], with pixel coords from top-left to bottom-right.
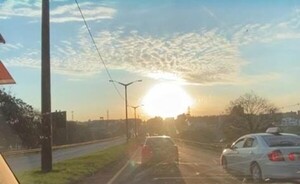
[[75, 0, 124, 100]]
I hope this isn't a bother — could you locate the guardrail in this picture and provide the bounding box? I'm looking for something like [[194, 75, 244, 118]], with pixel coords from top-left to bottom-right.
[[2, 136, 124, 157], [173, 138, 225, 152]]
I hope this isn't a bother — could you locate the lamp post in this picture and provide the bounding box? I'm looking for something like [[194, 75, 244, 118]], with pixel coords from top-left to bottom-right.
[[130, 105, 143, 137], [109, 80, 142, 141]]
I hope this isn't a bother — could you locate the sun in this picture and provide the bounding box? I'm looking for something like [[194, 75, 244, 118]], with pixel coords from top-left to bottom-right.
[[142, 83, 193, 118]]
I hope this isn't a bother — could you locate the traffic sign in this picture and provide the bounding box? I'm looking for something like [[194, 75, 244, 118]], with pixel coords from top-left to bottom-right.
[[0, 61, 15, 85]]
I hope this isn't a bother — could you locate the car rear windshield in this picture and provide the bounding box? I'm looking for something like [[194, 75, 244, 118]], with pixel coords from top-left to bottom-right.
[[146, 138, 175, 147], [262, 135, 300, 147]]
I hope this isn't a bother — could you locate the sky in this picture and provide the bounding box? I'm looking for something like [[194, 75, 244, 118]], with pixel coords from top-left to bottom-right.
[[0, 0, 300, 121]]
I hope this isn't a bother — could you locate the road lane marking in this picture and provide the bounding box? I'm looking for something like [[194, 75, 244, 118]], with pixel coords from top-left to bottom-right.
[[106, 147, 140, 184], [153, 176, 236, 180]]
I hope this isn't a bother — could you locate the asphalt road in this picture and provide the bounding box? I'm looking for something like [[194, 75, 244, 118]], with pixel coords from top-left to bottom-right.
[[110, 141, 300, 184], [4, 136, 126, 174]]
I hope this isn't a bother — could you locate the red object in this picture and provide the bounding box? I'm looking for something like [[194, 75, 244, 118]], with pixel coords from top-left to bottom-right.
[[141, 145, 152, 161], [0, 34, 5, 44], [288, 153, 296, 161], [0, 61, 15, 85], [268, 150, 285, 161]]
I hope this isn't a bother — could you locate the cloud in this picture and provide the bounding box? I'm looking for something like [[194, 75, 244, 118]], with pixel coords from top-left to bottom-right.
[[0, 1, 116, 23], [0, 16, 9, 19], [50, 3, 116, 23], [0, 43, 24, 52], [5, 27, 246, 84], [4, 5, 300, 85], [231, 12, 300, 46]]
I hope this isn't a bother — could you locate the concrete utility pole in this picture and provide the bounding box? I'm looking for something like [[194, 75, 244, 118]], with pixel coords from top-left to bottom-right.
[[41, 0, 52, 172], [109, 80, 142, 141]]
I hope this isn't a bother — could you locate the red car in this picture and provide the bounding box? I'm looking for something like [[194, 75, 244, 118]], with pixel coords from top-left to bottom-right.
[[141, 136, 179, 166]]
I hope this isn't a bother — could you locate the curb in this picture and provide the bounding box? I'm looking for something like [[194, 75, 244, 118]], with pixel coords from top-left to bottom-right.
[[2, 136, 124, 157]]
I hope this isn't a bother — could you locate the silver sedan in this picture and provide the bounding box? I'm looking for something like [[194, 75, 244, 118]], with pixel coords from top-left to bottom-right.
[[220, 128, 300, 182]]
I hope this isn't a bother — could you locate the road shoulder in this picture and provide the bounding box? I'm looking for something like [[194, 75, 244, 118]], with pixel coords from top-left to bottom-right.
[[76, 140, 141, 184]]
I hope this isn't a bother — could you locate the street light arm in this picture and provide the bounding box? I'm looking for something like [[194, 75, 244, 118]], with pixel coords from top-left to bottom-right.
[[126, 80, 142, 86], [109, 79, 126, 86], [130, 104, 144, 109], [110, 79, 142, 87]]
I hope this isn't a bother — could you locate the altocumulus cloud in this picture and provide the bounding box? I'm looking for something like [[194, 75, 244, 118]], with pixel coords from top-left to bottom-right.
[[0, 1, 116, 23], [5, 27, 244, 84]]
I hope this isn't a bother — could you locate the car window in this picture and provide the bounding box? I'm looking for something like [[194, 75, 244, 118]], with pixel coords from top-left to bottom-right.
[[243, 138, 257, 148], [232, 138, 245, 149], [146, 138, 175, 147], [262, 135, 300, 147]]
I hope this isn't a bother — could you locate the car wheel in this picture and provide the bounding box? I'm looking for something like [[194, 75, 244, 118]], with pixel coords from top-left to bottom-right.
[[251, 163, 262, 183], [221, 156, 228, 170]]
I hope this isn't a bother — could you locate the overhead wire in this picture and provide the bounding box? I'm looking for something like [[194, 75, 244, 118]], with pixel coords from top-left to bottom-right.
[[74, 0, 124, 100]]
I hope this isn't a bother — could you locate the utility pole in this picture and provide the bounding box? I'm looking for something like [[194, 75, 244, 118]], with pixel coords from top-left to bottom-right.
[[109, 80, 142, 141], [41, 0, 52, 172]]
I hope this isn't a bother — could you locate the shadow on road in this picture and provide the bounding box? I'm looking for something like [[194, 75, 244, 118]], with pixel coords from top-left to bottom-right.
[[226, 170, 300, 184], [117, 163, 186, 184]]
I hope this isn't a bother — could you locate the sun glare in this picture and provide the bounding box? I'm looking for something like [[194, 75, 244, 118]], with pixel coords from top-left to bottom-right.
[[142, 83, 193, 118]]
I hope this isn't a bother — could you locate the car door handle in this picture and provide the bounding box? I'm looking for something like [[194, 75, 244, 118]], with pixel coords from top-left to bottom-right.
[[249, 151, 254, 155]]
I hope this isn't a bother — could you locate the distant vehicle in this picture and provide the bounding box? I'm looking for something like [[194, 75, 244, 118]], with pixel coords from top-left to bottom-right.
[[220, 127, 300, 182], [141, 135, 179, 166]]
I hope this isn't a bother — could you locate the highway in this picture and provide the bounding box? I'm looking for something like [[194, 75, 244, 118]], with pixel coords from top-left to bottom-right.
[[109, 141, 299, 184], [4, 136, 126, 174]]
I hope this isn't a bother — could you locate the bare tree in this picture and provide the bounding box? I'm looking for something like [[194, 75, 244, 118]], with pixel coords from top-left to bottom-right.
[[226, 92, 278, 135]]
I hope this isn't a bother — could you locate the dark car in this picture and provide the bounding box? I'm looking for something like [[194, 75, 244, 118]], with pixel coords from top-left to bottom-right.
[[141, 136, 179, 166]]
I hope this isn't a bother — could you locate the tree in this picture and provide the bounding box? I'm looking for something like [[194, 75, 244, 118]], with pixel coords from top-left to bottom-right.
[[0, 89, 41, 149], [225, 92, 278, 139]]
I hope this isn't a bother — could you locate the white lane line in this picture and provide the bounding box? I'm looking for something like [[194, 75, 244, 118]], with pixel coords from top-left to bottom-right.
[[106, 148, 140, 184], [153, 176, 235, 180]]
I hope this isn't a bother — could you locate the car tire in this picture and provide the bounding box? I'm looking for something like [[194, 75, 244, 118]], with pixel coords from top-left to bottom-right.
[[221, 156, 228, 170], [251, 163, 263, 183]]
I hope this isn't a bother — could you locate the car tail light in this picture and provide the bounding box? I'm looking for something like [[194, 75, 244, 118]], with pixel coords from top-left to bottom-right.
[[268, 150, 284, 161], [142, 145, 152, 157], [288, 153, 296, 161]]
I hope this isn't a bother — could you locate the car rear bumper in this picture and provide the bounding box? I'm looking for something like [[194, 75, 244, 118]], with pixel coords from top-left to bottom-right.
[[262, 163, 300, 179]]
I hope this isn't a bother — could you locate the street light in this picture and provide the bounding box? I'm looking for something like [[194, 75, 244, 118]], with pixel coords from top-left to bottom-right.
[[109, 79, 142, 141], [130, 105, 143, 138]]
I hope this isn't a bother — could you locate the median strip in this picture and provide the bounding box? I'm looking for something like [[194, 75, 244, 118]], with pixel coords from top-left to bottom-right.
[[17, 142, 129, 184]]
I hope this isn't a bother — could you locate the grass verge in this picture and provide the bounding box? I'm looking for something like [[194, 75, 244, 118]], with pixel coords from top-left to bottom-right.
[[17, 143, 130, 184]]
